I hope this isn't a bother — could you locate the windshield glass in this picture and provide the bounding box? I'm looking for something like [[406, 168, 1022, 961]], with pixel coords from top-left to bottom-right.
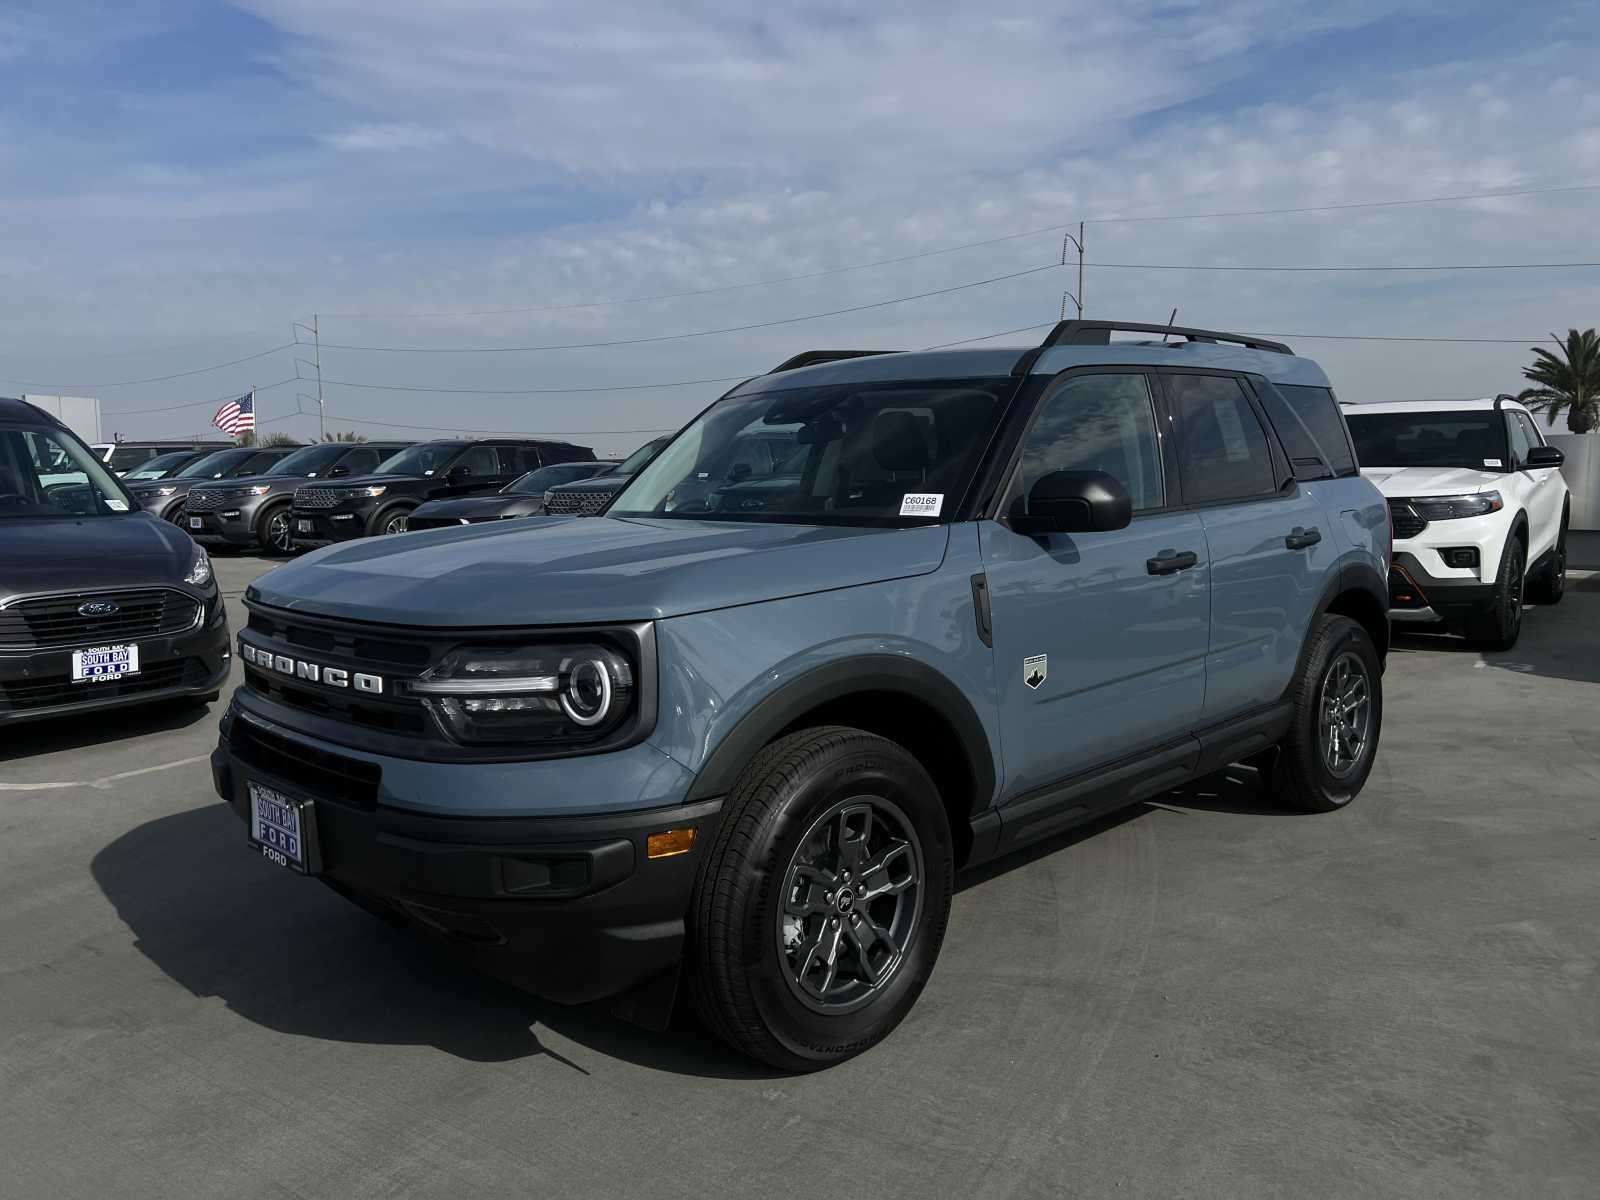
[[174, 448, 252, 478], [125, 451, 196, 480], [610, 377, 1017, 525], [615, 437, 667, 475], [0, 423, 138, 519], [375, 442, 465, 476], [1345, 410, 1509, 471], [265, 443, 345, 477], [503, 464, 603, 495]]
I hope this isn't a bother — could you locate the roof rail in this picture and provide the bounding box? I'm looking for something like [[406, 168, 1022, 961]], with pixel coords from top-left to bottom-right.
[[767, 349, 898, 374], [1036, 320, 1293, 356]]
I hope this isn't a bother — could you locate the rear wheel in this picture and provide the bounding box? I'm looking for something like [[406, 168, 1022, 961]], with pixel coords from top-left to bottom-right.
[[689, 726, 953, 1071], [1271, 615, 1382, 812], [1466, 535, 1525, 650], [1527, 518, 1567, 606], [256, 502, 294, 554]]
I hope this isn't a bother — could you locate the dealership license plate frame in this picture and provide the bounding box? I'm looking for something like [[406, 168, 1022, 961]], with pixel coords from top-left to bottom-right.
[[296, 518, 313, 533], [246, 779, 322, 875], [189, 516, 203, 529], [71, 643, 140, 684]]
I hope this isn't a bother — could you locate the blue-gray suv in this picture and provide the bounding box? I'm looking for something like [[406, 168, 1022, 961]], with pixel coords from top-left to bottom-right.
[[212, 320, 1390, 1069]]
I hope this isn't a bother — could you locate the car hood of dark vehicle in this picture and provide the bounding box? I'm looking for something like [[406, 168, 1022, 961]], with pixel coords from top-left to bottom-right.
[[411, 495, 544, 519], [0, 513, 195, 599], [250, 516, 951, 625]]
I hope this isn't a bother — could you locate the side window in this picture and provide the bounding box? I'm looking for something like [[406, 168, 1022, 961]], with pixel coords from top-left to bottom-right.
[[1013, 373, 1164, 513], [455, 445, 500, 476], [340, 448, 380, 474], [1514, 411, 1545, 451], [1169, 374, 1279, 505], [1259, 384, 1357, 477], [498, 445, 542, 473], [1506, 412, 1532, 466]]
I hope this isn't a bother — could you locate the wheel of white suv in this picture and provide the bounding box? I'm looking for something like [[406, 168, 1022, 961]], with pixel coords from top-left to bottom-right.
[[688, 726, 953, 1071], [1467, 534, 1526, 651], [1527, 516, 1568, 606], [1271, 614, 1383, 812]]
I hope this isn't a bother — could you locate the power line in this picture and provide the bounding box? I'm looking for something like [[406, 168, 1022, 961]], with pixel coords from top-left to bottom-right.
[[0, 343, 295, 390], [308, 182, 1600, 320], [319, 373, 756, 396], [315, 265, 1061, 354], [1090, 260, 1600, 273], [297, 412, 682, 437], [102, 377, 298, 416]]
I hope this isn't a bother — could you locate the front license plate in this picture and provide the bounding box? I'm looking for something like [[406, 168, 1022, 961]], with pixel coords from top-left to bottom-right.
[[72, 643, 139, 683], [189, 516, 203, 529], [296, 519, 313, 533], [247, 780, 320, 874]]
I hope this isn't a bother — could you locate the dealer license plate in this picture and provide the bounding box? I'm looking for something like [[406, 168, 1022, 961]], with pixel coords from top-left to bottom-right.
[[72, 644, 139, 683], [247, 780, 319, 874], [296, 519, 313, 533], [189, 516, 203, 529]]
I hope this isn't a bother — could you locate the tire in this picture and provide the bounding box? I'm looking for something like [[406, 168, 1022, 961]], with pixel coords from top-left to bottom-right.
[[1526, 517, 1568, 606], [1271, 614, 1382, 813], [1466, 534, 1526, 651], [255, 501, 295, 555], [164, 501, 187, 525], [688, 726, 954, 1071], [368, 505, 413, 536]]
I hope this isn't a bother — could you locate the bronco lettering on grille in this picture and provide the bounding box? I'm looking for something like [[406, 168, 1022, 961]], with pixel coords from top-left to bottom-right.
[[239, 639, 383, 693]]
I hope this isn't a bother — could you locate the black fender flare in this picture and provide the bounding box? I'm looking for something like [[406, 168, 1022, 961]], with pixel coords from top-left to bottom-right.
[[1287, 555, 1390, 684], [685, 654, 997, 810]]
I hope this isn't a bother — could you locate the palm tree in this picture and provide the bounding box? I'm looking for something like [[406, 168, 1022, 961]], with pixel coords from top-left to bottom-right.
[[320, 430, 367, 442], [1517, 328, 1600, 434]]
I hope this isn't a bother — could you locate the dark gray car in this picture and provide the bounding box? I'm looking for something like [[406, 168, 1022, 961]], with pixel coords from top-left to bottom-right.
[[186, 442, 411, 553], [126, 446, 299, 524], [408, 461, 618, 531], [541, 436, 669, 516]]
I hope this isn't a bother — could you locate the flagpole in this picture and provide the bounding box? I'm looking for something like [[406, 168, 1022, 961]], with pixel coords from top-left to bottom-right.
[[249, 385, 255, 445]]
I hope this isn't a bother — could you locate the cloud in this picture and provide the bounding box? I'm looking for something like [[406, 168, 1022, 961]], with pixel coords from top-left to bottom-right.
[[319, 123, 447, 152]]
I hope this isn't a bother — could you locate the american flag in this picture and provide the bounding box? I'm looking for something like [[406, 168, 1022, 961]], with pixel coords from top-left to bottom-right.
[[212, 392, 255, 437]]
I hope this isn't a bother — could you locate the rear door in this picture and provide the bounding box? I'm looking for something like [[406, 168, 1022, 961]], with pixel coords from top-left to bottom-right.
[[981, 369, 1210, 799], [1163, 370, 1329, 726]]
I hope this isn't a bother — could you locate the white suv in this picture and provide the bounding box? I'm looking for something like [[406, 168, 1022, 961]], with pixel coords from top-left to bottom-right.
[[1342, 397, 1569, 650]]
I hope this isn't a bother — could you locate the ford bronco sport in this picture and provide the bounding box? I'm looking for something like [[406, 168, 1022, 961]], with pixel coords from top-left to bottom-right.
[[213, 320, 1390, 1069]]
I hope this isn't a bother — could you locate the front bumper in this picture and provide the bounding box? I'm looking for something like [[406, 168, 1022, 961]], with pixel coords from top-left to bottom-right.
[[1389, 552, 1498, 623], [211, 706, 722, 1005], [190, 498, 270, 547], [289, 502, 379, 548], [0, 594, 231, 724]]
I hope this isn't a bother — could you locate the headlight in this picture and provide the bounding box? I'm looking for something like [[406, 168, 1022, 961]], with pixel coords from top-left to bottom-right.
[[153, 486, 177, 497], [243, 485, 271, 496], [1410, 491, 1503, 520], [358, 486, 387, 498], [407, 642, 636, 746], [184, 544, 213, 587]]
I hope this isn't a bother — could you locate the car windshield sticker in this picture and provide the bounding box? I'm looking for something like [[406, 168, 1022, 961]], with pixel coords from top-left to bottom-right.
[[104, 499, 128, 511], [1024, 654, 1047, 689], [899, 493, 943, 518], [1483, 458, 1502, 467]]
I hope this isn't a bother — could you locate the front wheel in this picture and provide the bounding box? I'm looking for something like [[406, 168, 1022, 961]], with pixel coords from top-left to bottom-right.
[[1526, 520, 1567, 606], [256, 502, 294, 554], [689, 726, 953, 1071], [1271, 614, 1382, 812], [369, 506, 412, 536]]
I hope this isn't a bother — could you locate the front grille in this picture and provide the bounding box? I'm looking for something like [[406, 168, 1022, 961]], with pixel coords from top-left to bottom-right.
[[1388, 499, 1427, 541], [0, 658, 205, 714], [185, 488, 229, 513], [228, 715, 382, 810], [294, 487, 349, 510], [545, 488, 613, 516], [0, 590, 202, 649]]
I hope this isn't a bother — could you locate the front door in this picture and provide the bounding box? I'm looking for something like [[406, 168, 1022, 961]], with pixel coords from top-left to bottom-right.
[[981, 370, 1211, 801]]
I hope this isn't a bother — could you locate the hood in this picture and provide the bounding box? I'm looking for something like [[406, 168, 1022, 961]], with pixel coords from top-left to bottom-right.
[[129, 477, 205, 499], [0, 513, 197, 599], [1360, 466, 1505, 497], [549, 475, 627, 494], [251, 516, 951, 625], [412, 495, 541, 519], [194, 473, 310, 496], [297, 472, 418, 491]]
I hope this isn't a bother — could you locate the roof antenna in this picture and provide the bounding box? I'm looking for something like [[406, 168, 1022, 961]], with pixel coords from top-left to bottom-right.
[[1161, 308, 1179, 343]]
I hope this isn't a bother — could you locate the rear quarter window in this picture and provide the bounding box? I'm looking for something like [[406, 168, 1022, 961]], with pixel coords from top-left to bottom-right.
[[1258, 383, 1357, 478]]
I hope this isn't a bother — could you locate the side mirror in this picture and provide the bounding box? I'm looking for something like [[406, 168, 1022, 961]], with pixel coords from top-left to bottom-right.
[[327, 464, 349, 478], [1009, 470, 1132, 536], [1524, 445, 1564, 469], [728, 462, 753, 482]]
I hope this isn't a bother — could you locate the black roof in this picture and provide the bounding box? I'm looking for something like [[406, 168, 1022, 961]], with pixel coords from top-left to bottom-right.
[[0, 397, 65, 426]]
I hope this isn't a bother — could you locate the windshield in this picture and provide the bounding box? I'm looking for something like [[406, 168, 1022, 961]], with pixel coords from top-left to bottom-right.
[[0, 423, 138, 519], [375, 442, 465, 476], [265, 443, 345, 477], [503, 463, 604, 495], [610, 377, 1017, 525], [1345, 410, 1509, 471], [174, 448, 251, 478], [125, 451, 197, 480], [615, 437, 668, 475]]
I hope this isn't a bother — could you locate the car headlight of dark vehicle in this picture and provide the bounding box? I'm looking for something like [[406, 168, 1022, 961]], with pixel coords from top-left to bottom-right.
[[1410, 491, 1502, 520], [406, 641, 636, 746]]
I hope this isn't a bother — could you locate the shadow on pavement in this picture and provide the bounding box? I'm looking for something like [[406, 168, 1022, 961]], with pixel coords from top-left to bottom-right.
[[91, 802, 777, 1079], [1, 696, 219, 764], [1390, 573, 1600, 685]]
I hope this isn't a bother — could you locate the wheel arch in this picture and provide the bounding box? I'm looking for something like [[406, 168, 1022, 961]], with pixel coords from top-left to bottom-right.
[[685, 655, 997, 866], [1319, 558, 1390, 664], [369, 499, 417, 534]]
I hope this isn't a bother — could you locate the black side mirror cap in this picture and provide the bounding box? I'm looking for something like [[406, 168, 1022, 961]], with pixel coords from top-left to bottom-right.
[[1009, 469, 1133, 535], [327, 465, 349, 477], [1523, 445, 1564, 469]]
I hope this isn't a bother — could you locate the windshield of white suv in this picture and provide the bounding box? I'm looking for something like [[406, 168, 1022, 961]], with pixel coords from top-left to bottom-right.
[[375, 442, 467, 476], [610, 377, 1018, 525], [1345, 410, 1509, 471], [0, 424, 138, 518]]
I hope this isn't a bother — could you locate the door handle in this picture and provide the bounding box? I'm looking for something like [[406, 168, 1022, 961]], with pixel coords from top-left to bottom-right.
[[1146, 549, 1199, 575], [1284, 527, 1322, 550]]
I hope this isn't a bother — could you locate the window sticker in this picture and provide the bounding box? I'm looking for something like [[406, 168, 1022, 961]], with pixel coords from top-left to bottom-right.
[[104, 499, 128, 511], [899, 492, 943, 518], [1213, 400, 1252, 462], [1483, 458, 1502, 468]]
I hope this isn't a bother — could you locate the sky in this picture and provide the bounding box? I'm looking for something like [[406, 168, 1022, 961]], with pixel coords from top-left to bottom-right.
[[1, 0, 1597, 455]]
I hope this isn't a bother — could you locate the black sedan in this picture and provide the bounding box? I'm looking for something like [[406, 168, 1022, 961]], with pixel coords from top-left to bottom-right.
[[407, 461, 618, 530]]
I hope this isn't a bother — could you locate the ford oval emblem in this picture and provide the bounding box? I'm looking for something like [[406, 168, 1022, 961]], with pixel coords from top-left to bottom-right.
[[78, 599, 120, 617]]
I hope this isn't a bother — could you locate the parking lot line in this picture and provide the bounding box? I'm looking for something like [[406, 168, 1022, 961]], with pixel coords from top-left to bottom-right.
[[0, 753, 210, 792]]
